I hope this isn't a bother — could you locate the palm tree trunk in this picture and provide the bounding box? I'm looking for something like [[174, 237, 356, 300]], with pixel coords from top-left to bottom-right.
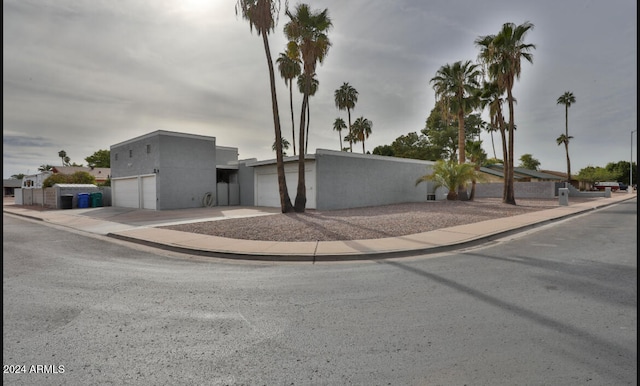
[[347, 108, 353, 152], [565, 143, 571, 185], [305, 101, 310, 154], [505, 89, 516, 205], [294, 89, 309, 212], [289, 82, 296, 156], [457, 109, 468, 201], [262, 32, 293, 213], [490, 131, 497, 159]]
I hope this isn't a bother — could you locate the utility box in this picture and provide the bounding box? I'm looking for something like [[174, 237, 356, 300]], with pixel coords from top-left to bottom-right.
[[558, 188, 569, 206]]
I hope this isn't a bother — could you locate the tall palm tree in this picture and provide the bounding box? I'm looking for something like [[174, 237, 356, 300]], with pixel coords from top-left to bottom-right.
[[297, 72, 318, 154], [236, 0, 294, 212], [479, 80, 507, 174], [272, 137, 291, 157], [557, 91, 576, 183], [415, 159, 479, 201], [334, 82, 358, 152], [58, 150, 67, 166], [351, 116, 372, 153], [284, 3, 332, 212], [332, 117, 347, 150], [276, 45, 301, 156], [430, 60, 482, 200], [476, 21, 535, 205]]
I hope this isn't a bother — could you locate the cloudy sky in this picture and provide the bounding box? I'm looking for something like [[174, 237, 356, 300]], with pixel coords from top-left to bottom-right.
[[3, 0, 637, 179]]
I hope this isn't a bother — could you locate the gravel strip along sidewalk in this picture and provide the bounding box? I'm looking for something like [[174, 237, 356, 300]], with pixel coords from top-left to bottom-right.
[[160, 197, 601, 242]]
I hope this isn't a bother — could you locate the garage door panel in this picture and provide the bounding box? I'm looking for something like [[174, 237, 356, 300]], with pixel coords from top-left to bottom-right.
[[114, 178, 139, 208], [141, 176, 156, 209], [255, 163, 315, 209]]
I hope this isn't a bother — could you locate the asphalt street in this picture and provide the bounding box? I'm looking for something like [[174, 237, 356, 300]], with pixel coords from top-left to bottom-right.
[[2, 198, 637, 385]]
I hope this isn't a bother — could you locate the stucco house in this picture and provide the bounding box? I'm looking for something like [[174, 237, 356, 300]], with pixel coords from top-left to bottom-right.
[[110, 130, 242, 210], [51, 166, 111, 185], [245, 149, 439, 210], [109, 130, 440, 211]]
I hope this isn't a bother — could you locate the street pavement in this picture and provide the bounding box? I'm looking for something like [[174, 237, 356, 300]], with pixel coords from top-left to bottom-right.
[[3, 192, 636, 261]]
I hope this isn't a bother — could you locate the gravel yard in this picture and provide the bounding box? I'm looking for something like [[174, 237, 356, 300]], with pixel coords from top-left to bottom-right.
[[160, 197, 600, 242]]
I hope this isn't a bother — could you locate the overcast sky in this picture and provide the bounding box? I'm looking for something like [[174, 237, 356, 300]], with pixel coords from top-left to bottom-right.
[[3, 0, 637, 179]]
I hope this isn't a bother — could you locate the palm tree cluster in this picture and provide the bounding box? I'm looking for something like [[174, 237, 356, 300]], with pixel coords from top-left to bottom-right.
[[238, 3, 540, 210], [237, 1, 332, 213], [424, 21, 536, 205]]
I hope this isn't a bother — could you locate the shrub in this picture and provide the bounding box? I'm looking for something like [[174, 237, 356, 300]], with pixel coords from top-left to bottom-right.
[[43, 171, 97, 188]]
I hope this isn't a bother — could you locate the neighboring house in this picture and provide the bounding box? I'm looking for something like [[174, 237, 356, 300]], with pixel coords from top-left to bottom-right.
[[21, 171, 53, 189], [3, 179, 22, 197], [483, 165, 565, 182], [110, 130, 241, 210], [539, 169, 580, 189], [474, 165, 567, 199], [52, 166, 111, 184]]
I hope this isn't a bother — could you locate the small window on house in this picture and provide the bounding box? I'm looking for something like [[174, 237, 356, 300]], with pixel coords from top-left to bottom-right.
[[115, 153, 118, 161], [146, 144, 151, 154], [129, 149, 133, 158]]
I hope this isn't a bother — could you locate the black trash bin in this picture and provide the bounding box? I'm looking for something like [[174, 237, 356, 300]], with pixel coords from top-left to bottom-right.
[[61, 194, 73, 209]]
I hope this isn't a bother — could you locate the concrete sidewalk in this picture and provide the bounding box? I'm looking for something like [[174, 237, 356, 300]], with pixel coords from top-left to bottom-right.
[[3, 193, 636, 261]]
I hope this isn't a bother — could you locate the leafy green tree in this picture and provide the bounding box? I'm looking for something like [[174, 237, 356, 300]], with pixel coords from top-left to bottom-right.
[[372, 144, 394, 156], [236, 0, 293, 213], [351, 116, 372, 153], [85, 149, 111, 168], [43, 174, 71, 188], [476, 21, 536, 205], [38, 164, 53, 172], [605, 160, 636, 184], [11, 173, 26, 180], [334, 82, 358, 152], [276, 44, 302, 155], [284, 3, 332, 212], [415, 160, 479, 201], [72, 171, 96, 184], [424, 100, 462, 161], [518, 153, 541, 170], [332, 117, 347, 150], [557, 91, 576, 182], [389, 132, 434, 160], [575, 166, 616, 187], [42, 171, 95, 188]]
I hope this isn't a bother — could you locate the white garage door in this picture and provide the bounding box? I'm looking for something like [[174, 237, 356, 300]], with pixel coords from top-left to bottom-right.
[[256, 173, 279, 207], [255, 163, 315, 209], [141, 175, 156, 209], [113, 177, 139, 208]]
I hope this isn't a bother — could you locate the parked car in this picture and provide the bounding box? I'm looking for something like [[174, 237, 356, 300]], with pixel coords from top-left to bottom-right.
[[618, 182, 628, 191], [593, 181, 620, 191]]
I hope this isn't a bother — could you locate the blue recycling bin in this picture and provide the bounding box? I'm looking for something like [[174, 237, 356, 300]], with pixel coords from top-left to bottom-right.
[[77, 193, 90, 208]]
